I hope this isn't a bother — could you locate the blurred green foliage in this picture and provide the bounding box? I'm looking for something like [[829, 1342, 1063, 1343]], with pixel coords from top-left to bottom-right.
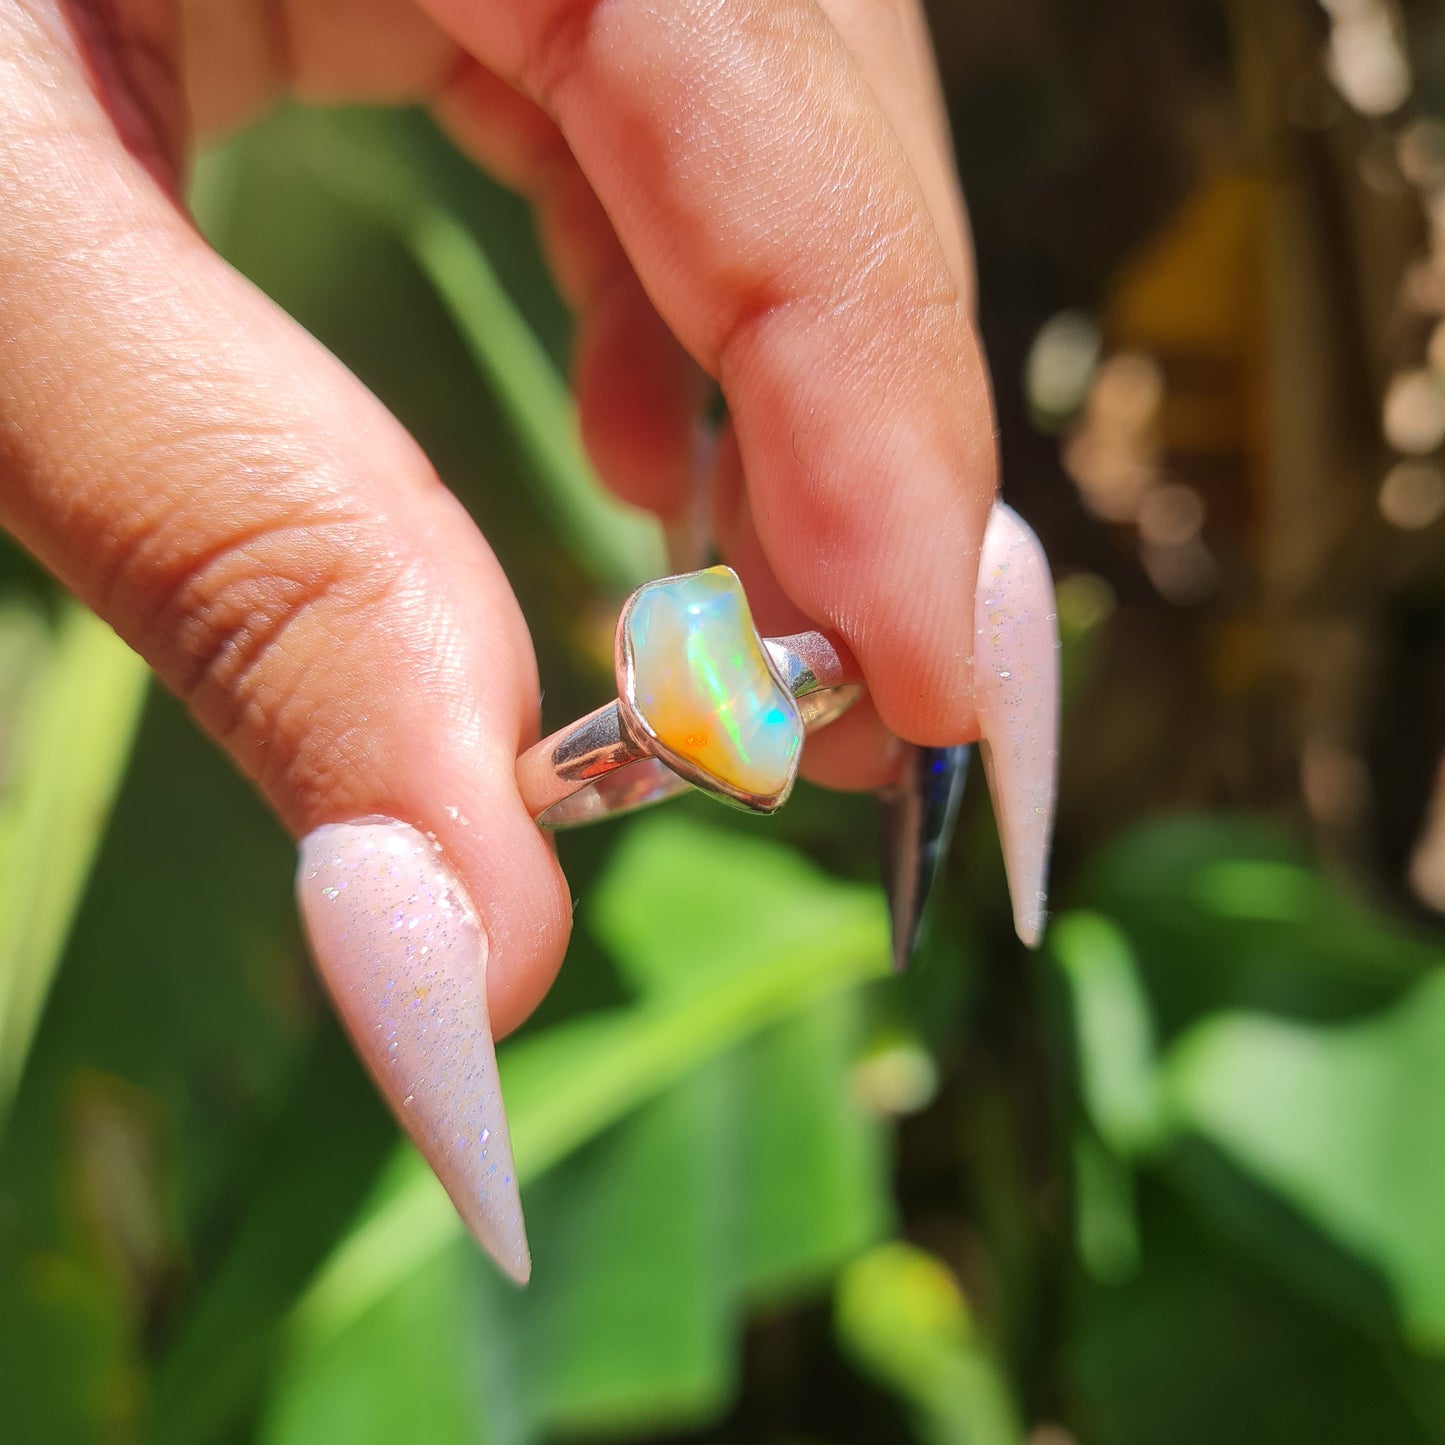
[[2, 99, 1445, 1445]]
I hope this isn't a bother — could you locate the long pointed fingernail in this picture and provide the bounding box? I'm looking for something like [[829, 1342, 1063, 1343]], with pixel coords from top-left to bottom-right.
[[974, 503, 1061, 948], [296, 820, 530, 1284], [879, 744, 971, 971]]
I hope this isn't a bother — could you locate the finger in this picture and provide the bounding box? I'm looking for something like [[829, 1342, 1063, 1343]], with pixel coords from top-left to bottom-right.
[[181, 0, 460, 135], [434, 0, 974, 524], [434, 4, 969, 528], [415, 0, 996, 747], [801, 698, 905, 792], [813, 0, 973, 297], [573, 273, 707, 518], [2, 1, 566, 1279], [712, 423, 902, 790], [434, 62, 704, 519], [180, 0, 283, 135], [182, 0, 711, 526], [275, 0, 458, 101], [180, 0, 972, 545]]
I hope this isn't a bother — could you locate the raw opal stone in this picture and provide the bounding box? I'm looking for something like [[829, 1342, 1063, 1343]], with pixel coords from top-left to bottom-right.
[[625, 567, 802, 802]]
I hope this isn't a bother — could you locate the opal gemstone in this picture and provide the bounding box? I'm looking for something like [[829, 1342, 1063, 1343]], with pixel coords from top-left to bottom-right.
[[625, 567, 802, 803]]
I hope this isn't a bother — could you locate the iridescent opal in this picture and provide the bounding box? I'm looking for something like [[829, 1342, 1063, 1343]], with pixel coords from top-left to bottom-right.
[[624, 567, 802, 804]]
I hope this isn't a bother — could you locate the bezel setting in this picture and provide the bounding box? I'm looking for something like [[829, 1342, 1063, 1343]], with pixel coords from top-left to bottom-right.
[[614, 566, 804, 814]]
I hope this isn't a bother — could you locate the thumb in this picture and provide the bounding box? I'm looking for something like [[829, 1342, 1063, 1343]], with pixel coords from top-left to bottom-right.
[[0, 3, 568, 1281]]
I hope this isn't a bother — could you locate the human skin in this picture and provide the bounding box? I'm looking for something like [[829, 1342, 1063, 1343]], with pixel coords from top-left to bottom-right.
[[0, 0, 1054, 1280]]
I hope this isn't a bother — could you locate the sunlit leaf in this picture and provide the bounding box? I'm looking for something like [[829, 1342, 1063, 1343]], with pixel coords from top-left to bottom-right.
[[261, 1236, 514, 1445], [1049, 911, 1163, 1155], [737, 997, 891, 1300], [512, 1064, 737, 1437], [1075, 818, 1435, 1037], [1163, 968, 1445, 1351], [0, 602, 148, 1121], [283, 814, 890, 1352]]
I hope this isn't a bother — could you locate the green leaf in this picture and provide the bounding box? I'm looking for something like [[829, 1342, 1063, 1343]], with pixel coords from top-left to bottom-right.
[[267, 816, 891, 1440], [1074, 818, 1436, 1044], [1055, 830, 1445, 1348], [0, 602, 148, 1121], [737, 996, 892, 1300], [1068, 1183, 1442, 1445], [405, 207, 665, 592], [1162, 967, 1445, 1351], [1049, 911, 1163, 1155], [194, 108, 663, 594], [511, 1063, 737, 1437], [835, 1242, 1020, 1445], [261, 1236, 515, 1445], [588, 813, 877, 999], [1072, 1129, 1142, 1285], [290, 815, 888, 1345], [146, 1023, 396, 1445]]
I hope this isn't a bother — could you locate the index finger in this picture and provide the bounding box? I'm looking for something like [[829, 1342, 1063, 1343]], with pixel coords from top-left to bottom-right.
[[418, 0, 996, 746]]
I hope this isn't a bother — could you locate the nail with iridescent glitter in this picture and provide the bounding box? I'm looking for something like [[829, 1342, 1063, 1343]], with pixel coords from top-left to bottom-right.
[[973, 503, 1061, 948], [296, 819, 530, 1283]]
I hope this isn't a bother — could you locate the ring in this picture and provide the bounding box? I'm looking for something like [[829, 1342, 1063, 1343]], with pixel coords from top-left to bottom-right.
[[518, 566, 862, 828]]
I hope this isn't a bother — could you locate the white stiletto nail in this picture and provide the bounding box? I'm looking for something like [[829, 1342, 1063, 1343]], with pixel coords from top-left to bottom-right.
[[974, 503, 1061, 947], [296, 820, 530, 1283]]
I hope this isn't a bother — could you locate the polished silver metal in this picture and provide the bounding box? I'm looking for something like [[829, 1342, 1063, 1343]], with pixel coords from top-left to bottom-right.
[[517, 569, 862, 829]]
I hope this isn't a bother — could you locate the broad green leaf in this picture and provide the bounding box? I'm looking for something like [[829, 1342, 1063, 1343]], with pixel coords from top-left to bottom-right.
[[737, 997, 891, 1300], [1075, 818, 1435, 1046], [0, 602, 148, 1121], [1055, 833, 1445, 1346], [1162, 967, 1445, 1351], [146, 1023, 396, 1445], [270, 816, 891, 1442], [291, 814, 888, 1350], [587, 812, 878, 998], [262, 1237, 516, 1445], [512, 1064, 737, 1437], [1068, 1183, 1441, 1445]]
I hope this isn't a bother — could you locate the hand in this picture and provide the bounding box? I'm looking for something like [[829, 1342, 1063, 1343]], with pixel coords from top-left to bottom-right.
[[0, 0, 1055, 1281]]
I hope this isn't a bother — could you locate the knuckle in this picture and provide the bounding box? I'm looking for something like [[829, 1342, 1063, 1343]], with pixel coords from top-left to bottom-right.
[[112, 469, 409, 803], [713, 221, 964, 388]]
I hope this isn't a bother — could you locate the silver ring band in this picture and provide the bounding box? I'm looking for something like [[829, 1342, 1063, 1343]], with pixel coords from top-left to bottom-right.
[[517, 574, 861, 829]]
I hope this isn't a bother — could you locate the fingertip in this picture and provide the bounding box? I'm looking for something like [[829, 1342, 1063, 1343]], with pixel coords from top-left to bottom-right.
[[717, 446, 986, 758], [719, 301, 995, 750], [798, 696, 904, 792], [429, 791, 574, 1039]]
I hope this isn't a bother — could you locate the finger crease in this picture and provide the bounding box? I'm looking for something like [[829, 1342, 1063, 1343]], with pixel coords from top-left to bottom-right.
[[520, 0, 614, 116]]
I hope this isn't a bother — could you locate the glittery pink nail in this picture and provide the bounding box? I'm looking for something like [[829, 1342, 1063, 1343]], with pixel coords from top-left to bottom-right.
[[296, 820, 530, 1283], [974, 503, 1061, 948]]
